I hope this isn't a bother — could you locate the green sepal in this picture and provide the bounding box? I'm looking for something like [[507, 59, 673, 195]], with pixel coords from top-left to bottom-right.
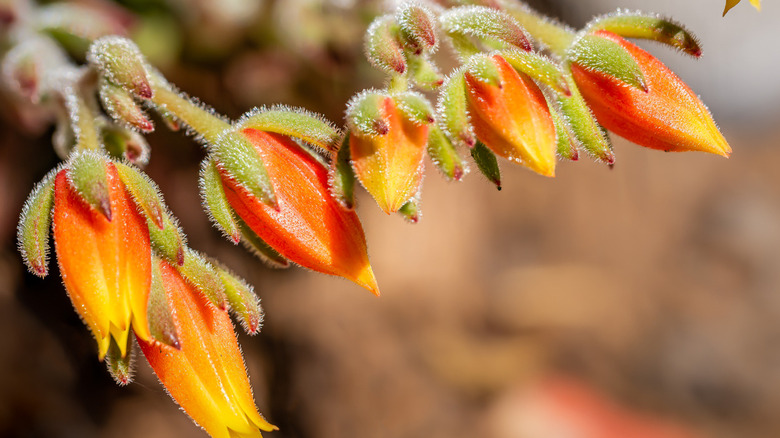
[[499, 49, 570, 95], [346, 91, 389, 138], [464, 54, 502, 87], [471, 141, 501, 190], [567, 34, 647, 91], [87, 36, 152, 99], [17, 167, 58, 277], [176, 248, 228, 310], [114, 161, 165, 229], [585, 12, 701, 57], [147, 256, 180, 349], [237, 106, 341, 152], [365, 15, 407, 75], [212, 128, 277, 208], [393, 92, 434, 126], [397, 2, 437, 53], [105, 336, 134, 386], [328, 135, 357, 209], [98, 78, 154, 133], [397, 196, 421, 224], [440, 6, 532, 56], [555, 76, 614, 164], [407, 54, 444, 90], [212, 263, 264, 335], [147, 208, 186, 267], [200, 157, 241, 243], [67, 150, 112, 220], [437, 68, 475, 148], [427, 125, 468, 181], [236, 217, 290, 269], [548, 99, 579, 161]]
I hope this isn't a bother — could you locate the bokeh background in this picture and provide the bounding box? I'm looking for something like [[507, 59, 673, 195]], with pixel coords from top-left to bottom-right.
[[1, 0, 780, 437]]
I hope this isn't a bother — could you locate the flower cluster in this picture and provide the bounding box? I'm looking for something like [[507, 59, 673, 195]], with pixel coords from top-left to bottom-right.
[[7, 0, 731, 436]]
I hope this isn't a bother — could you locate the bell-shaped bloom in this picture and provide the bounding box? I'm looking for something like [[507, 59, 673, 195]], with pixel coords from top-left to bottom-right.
[[464, 54, 558, 177], [350, 96, 428, 214], [570, 30, 730, 157], [138, 259, 276, 438], [52, 162, 152, 359], [220, 129, 380, 295]]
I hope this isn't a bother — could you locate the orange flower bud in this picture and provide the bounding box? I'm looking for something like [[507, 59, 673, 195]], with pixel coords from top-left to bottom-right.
[[138, 259, 275, 438], [570, 30, 730, 157], [220, 129, 380, 296], [349, 96, 429, 214], [52, 162, 152, 359], [464, 54, 558, 177]]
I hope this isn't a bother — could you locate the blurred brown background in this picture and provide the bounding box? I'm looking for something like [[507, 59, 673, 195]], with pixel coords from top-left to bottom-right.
[[2, 0, 780, 437]]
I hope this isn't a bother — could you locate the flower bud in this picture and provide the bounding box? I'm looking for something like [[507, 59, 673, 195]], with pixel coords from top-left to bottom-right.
[[347, 92, 430, 214], [217, 128, 379, 295], [138, 258, 276, 438], [464, 54, 557, 177], [397, 2, 437, 54], [88, 36, 152, 99], [365, 15, 406, 75], [53, 161, 152, 359], [99, 78, 154, 133], [570, 30, 730, 157]]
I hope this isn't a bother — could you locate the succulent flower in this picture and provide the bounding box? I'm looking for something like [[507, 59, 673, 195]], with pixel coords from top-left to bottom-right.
[[347, 92, 431, 214], [569, 30, 730, 157], [212, 127, 380, 296], [138, 258, 276, 438], [463, 54, 558, 177]]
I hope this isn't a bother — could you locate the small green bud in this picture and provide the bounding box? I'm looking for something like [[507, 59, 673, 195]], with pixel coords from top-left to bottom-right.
[[213, 263, 264, 335], [585, 12, 702, 57], [365, 15, 407, 75], [397, 2, 438, 54], [88, 36, 153, 99], [98, 78, 154, 133], [437, 69, 475, 148], [427, 125, 468, 181]]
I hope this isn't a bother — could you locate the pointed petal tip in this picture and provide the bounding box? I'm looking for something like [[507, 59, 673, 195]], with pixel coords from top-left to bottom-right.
[[355, 265, 380, 297]]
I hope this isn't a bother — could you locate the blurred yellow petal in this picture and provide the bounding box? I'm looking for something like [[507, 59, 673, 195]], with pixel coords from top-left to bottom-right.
[[724, 0, 761, 15]]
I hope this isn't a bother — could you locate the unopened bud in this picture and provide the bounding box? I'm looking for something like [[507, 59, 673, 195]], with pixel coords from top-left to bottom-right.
[[440, 6, 532, 53], [397, 2, 437, 54], [365, 15, 407, 75], [1, 36, 68, 103], [99, 78, 154, 132], [88, 36, 152, 99]]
